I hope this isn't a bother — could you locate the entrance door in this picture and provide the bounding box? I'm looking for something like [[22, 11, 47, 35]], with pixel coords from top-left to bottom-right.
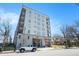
[[33, 38, 40, 47]]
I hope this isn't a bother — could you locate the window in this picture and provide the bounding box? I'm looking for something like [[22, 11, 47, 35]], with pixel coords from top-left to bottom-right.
[[21, 16, 24, 19], [19, 43, 21, 47], [42, 32, 45, 36], [34, 25, 36, 28], [28, 19, 31, 23], [28, 26, 31, 28], [47, 33, 50, 37], [19, 35, 21, 39], [28, 11, 31, 17], [19, 27, 23, 30], [22, 8, 26, 16], [28, 30, 30, 33], [22, 12, 25, 16], [38, 14, 40, 17], [28, 45, 30, 47], [46, 18, 49, 21], [42, 23, 44, 27], [29, 11, 31, 14], [34, 16, 36, 19], [42, 19, 44, 22], [37, 22, 40, 25], [46, 22, 49, 25], [28, 36, 29, 39], [34, 31, 36, 33], [38, 18, 40, 21], [34, 20, 36, 23], [37, 21, 40, 25]]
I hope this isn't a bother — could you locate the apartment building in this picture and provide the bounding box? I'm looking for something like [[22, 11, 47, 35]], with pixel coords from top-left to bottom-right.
[[14, 6, 51, 49]]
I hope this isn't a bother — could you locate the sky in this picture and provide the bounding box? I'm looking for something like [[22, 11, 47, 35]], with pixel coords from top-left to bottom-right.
[[0, 3, 79, 42]]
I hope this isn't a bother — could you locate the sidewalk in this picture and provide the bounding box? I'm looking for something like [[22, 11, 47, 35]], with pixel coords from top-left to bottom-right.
[[37, 47, 54, 51], [37, 47, 79, 51], [0, 50, 14, 54]]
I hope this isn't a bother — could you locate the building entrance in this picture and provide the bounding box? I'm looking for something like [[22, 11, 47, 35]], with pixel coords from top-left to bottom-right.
[[33, 38, 41, 47]]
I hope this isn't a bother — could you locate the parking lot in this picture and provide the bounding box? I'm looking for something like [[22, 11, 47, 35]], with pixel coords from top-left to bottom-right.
[[0, 48, 79, 56]]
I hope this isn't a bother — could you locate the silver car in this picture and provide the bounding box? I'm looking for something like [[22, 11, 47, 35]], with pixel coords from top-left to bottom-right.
[[19, 46, 37, 53]]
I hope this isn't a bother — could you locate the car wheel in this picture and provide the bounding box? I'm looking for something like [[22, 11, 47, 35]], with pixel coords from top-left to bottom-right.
[[20, 49, 25, 53], [32, 48, 36, 52]]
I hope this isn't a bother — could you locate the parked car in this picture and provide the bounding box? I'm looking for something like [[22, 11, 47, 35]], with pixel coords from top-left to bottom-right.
[[18, 46, 37, 53]]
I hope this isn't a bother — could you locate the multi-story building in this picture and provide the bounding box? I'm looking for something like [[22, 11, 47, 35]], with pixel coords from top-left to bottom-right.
[[14, 6, 51, 49]]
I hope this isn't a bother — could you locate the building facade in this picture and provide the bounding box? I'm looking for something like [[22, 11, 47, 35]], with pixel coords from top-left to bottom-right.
[[14, 7, 51, 49]]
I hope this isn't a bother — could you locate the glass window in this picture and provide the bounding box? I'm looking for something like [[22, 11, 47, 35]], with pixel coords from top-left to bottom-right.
[[19, 35, 21, 39], [46, 18, 49, 21], [42, 23, 44, 27], [34, 25, 36, 28], [28, 30, 30, 33], [38, 18, 40, 21], [37, 22, 40, 25], [29, 11, 31, 14], [28, 26, 31, 28], [28, 19, 31, 23], [34, 31, 36, 33], [42, 32, 45, 36], [34, 20, 36, 23], [38, 14, 40, 17], [46, 22, 49, 25], [34, 16, 36, 19], [28, 36, 29, 39], [21, 16, 24, 19], [42, 19, 44, 22], [28, 11, 31, 17], [28, 45, 30, 47]]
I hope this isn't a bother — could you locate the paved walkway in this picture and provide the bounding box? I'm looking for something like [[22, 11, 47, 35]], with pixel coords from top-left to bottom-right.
[[37, 47, 54, 51]]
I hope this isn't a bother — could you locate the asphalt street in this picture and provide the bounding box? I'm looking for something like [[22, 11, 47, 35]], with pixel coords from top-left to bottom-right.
[[0, 48, 79, 56]]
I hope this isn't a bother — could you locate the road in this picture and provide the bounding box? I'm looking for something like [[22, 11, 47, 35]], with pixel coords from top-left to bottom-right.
[[0, 48, 79, 56]]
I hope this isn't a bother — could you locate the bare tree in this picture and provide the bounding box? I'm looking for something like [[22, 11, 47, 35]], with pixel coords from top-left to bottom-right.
[[60, 25, 67, 38], [60, 25, 77, 48], [0, 20, 12, 47], [53, 34, 64, 45], [74, 20, 79, 46]]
